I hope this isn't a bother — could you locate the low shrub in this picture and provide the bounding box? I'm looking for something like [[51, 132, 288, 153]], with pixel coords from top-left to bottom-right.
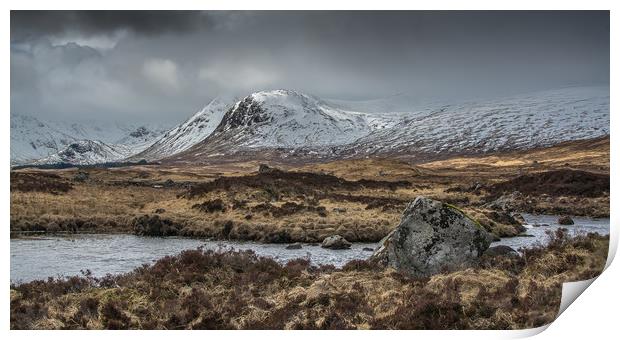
[[10, 233, 608, 330]]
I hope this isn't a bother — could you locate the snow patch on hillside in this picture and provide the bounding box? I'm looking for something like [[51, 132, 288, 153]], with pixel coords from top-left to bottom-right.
[[208, 89, 403, 149], [130, 96, 236, 160], [170, 86, 609, 162], [33, 140, 133, 165], [10, 114, 168, 165], [343, 86, 610, 156]]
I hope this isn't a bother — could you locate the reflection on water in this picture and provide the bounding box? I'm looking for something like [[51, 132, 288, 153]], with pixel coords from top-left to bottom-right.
[[491, 213, 609, 250], [11, 214, 609, 283]]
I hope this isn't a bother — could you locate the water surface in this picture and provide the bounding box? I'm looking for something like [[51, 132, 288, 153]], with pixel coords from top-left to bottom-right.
[[10, 214, 609, 283], [491, 213, 609, 250], [10, 236, 377, 283]]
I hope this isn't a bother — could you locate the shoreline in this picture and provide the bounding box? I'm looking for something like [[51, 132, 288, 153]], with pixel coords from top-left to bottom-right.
[[11, 216, 610, 283], [10, 232, 610, 329], [9, 207, 610, 242]]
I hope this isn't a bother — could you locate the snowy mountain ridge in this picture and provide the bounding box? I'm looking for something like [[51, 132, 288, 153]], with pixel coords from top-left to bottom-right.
[[166, 86, 609, 163], [130, 96, 236, 161], [338, 86, 610, 157], [33, 140, 135, 165], [11, 86, 610, 165], [218, 90, 400, 146], [10, 113, 169, 165]]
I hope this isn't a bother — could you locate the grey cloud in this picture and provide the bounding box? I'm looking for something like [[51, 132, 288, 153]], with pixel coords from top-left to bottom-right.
[[10, 11, 610, 124], [11, 11, 212, 41]]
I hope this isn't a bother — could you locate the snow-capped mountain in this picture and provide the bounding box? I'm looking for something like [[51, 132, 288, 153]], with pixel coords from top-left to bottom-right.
[[338, 86, 610, 158], [33, 140, 134, 165], [215, 90, 400, 147], [115, 126, 168, 151], [10, 114, 168, 165], [165, 86, 609, 163], [166, 90, 403, 160], [12, 86, 610, 165], [11, 114, 75, 164], [130, 97, 235, 161]]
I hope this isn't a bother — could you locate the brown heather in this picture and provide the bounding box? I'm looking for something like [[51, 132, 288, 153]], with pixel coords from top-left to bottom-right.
[[10, 231, 608, 330]]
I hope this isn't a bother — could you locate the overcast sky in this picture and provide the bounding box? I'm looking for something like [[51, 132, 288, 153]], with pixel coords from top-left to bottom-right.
[[10, 11, 609, 124]]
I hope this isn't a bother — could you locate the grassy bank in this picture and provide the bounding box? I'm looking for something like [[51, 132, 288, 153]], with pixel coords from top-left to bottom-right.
[[10, 138, 609, 242], [10, 231, 608, 330]]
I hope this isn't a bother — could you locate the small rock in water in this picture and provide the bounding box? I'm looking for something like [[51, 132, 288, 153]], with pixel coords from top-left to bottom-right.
[[285, 243, 302, 250], [558, 215, 575, 225], [362, 247, 375, 252], [511, 213, 526, 225], [321, 235, 352, 249], [517, 234, 535, 237]]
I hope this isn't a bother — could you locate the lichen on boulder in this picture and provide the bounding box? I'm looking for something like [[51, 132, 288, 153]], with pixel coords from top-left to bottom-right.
[[372, 196, 493, 277]]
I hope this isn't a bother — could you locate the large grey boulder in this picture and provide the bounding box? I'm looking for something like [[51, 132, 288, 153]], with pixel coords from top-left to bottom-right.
[[371, 197, 493, 277]]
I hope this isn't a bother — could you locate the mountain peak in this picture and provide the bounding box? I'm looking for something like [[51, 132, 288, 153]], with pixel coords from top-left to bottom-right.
[[245, 89, 323, 108], [34, 140, 132, 165], [191, 89, 382, 151]]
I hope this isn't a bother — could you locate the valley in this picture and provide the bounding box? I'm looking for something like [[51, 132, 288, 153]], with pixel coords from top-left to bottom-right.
[[9, 135, 611, 329], [10, 136, 609, 241], [9, 9, 612, 331], [9, 87, 611, 330]]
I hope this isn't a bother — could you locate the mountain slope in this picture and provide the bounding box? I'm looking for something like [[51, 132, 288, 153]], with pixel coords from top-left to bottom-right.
[[33, 140, 134, 165], [13, 86, 609, 165], [167, 90, 402, 160], [130, 97, 234, 161], [10, 114, 168, 165], [215, 90, 398, 147], [165, 86, 609, 163], [115, 126, 169, 153], [10, 114, 77, 164], [339, 86, 610, 158]]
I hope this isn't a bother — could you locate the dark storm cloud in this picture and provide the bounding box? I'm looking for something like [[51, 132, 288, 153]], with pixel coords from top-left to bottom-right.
[[11, 11, 211, 41], [10, 11, 610, 124]]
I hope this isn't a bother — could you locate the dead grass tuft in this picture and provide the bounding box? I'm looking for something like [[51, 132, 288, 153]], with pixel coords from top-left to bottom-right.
[[11, 233, 608, 330]]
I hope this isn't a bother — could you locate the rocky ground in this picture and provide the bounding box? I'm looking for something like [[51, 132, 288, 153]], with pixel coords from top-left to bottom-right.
[[10, 137, 609, 243]]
